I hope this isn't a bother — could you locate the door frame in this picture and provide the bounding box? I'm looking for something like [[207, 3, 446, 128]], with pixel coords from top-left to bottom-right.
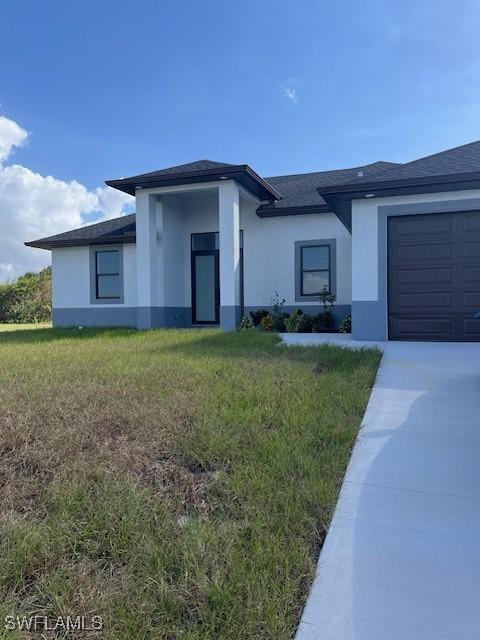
[[191, 248, 220, 325]]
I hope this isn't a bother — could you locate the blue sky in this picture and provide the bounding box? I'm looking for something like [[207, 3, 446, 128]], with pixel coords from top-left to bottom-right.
[[1, 0, 480, 279], [2, 0, 480, 186]]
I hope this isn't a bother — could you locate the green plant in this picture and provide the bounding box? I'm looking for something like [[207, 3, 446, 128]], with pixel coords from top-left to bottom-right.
[[271, 291, 286, 316], [316, 286, 336, 330], [312, 314, 326, 333], [260, 313, 275, 331], [312, 312, 335, 332], [272, 312, 289, 332], [318, 285, 336, 312], [249, 309, 269, 327], [239, 315, 255, 331], [339, 314, 352, 333], [0, 267, 51, 323], [298, 313, 313, 333], [269, 292, 288, 332], [284, 309, 304, 333]]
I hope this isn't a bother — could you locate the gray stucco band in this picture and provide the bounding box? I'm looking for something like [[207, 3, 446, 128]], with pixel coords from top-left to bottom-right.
[[137, 307, 191, 329], [53, 304, 352, 331], [220, 305, 241, 330], [351, 301, 387, 341], [53, 307, 190, 329], [294, 238, 337, 303], [355, 196, 480, 341], [53, 307, 137, 328], [244, 304, 351, 328]]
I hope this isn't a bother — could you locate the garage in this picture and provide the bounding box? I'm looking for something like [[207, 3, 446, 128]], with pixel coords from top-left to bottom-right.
[[388, 211, 480, 341]]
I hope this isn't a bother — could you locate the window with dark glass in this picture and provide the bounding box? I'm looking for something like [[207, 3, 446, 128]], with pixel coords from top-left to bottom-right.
[[191, 231, 243, 251], [300, 245, 330, 296], [95, 250, 120, 299]]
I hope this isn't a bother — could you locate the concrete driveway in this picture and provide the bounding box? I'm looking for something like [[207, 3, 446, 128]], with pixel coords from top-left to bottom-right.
[[296, 341, 480, 640]]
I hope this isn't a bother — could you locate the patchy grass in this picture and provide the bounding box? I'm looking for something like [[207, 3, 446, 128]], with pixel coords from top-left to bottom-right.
[[0, 322, 51, 332], [0, 327, 381, 639]]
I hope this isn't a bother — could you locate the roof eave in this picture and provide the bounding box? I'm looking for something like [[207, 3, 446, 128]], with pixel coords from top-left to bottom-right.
[[317, 170, 480, 198], [319, 172, 480, 233], [256, 204, 332, 218], [25, 236, 136, 251], [106, 164, 282, 202]]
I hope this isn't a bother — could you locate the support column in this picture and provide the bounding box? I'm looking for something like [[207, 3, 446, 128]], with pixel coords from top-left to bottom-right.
[[135, 192, 161, 329], [218, 181, 241, 330]]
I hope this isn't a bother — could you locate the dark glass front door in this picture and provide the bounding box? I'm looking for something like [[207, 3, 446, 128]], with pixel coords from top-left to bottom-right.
[[192, 250, 219, 324], [191, 231, 243, 325]]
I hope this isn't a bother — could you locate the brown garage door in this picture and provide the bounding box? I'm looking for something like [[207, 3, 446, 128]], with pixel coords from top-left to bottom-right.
[[388, 211, 480, 341]]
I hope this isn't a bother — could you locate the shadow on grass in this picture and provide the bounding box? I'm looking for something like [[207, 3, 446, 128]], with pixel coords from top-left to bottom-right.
[[0, 325, 138, 344], [0, 325, 382, 374], [150, 329, 383, 373]]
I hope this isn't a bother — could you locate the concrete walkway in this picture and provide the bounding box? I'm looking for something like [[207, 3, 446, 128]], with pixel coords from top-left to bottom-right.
[[281, 332, 386, 351], [295, 341, 480, 640]]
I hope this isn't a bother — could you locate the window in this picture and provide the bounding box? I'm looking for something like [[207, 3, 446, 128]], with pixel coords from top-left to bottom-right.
[[300, 245, 330, 295], [191, 231, 243, 251], [90, 246, 123, 303], [191, 232, 219, 251], [295, 239, 336, 302], [96, 250, 120, 299]]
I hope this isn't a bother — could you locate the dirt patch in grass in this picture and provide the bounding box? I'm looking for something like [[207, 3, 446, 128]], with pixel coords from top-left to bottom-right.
[[0, 327, 381, 639], [312, 362, 330, 375], [142, 454, 220, 517]]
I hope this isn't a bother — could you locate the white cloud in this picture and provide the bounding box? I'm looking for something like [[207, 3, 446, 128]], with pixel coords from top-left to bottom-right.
[[94, 185, 134, 221], [0, 115, 134, 281], [281, 79, 298, 105], [0, 116, 28, 164]]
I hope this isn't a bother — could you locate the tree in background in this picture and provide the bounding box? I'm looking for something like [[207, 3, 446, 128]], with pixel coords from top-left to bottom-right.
[[0, 267, 51, 323]]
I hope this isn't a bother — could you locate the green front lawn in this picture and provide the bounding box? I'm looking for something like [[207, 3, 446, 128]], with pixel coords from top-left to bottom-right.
[[0, 326, 380, 639]]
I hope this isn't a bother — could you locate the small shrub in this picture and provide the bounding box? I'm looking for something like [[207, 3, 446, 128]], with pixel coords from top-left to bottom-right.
[[270, 291, 288, 332], [339, 314, 352, 333], [260, 314, 275, 331], [0, 267, 51, 323], [249, 309, 269, 327], [239, 315, 255, 331], [312, 312, 333, 332], [298, 313, 313, 333], [271, 291, 286, 316], [273, 312, 289, 332], [284, 309, 304, 333], [312, 314, 324, 333], [318, 286, 336, 319]]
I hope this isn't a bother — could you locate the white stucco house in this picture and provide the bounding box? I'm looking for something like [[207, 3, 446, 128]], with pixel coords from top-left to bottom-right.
[[27, 140, 480, 341]]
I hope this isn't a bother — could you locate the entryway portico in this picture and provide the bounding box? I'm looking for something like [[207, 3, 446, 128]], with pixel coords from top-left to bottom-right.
[[134, 179, 257, 330]]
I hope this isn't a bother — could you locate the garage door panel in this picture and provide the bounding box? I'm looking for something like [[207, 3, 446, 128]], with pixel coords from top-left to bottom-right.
[[391, 214, 454, 235], [462, 241, 480, 259], [388, 211, 480, 341], [391, 316, 455, 339], [463, 266, 480, 282], [462, 212, 480, 231], [395, 267, 453, 286], [462, 291, 480, 308], [462, 318, 480, 336], [397, 242, 453, 262], [393, 291, 453, 311]]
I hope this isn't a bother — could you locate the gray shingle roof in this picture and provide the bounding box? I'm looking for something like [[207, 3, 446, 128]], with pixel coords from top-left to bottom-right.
[[105, 159, 281, 200], [26, 140, 480, 249], [343, 140, 480, 187], [261, 161, 399, 211], [119, 160, 236, 181], [26, 214, 136, 249]]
